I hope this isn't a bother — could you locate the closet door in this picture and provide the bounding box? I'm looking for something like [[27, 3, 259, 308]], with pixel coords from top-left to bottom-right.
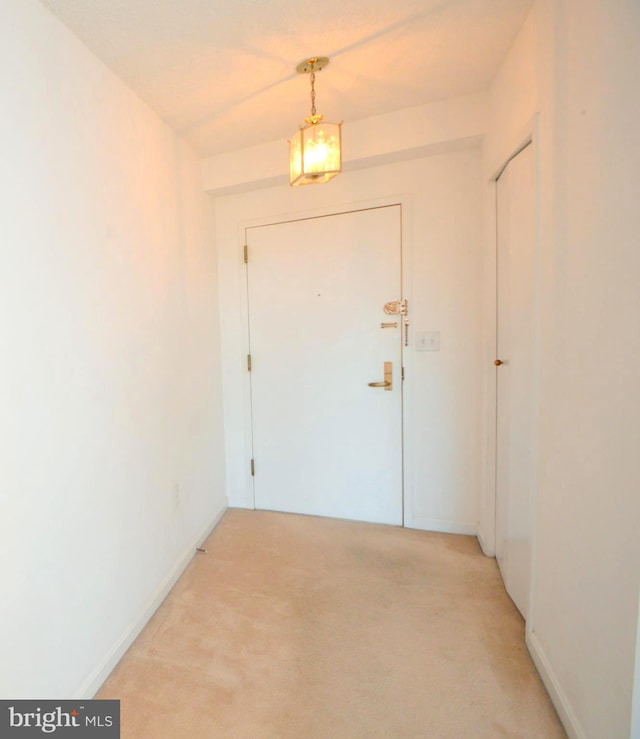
[[495, 144, 536, 619]]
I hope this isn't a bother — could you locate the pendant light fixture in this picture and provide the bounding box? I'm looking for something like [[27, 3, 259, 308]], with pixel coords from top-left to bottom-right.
[[289, 57, 342, 186]]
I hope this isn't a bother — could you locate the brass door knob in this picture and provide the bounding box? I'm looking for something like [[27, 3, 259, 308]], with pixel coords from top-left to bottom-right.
[[494, 359, 504, 366]]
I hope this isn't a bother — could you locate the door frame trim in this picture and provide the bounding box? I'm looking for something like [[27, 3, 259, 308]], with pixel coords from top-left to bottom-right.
[[237, 196, 414, 526]]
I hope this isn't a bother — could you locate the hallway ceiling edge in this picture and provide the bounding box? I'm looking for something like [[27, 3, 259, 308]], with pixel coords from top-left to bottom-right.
[[39, 0, 533, 157]]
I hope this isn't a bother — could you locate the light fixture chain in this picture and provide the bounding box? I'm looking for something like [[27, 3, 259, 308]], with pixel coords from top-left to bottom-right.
[[310, 71, 316, 117], [290, 55, 342, 186]]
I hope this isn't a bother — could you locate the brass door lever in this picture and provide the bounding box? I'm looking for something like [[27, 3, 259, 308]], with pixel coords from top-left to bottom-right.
[[368, 362, 393, 391]]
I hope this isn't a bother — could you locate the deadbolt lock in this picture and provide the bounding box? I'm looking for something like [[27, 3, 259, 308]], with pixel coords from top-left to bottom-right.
[[383, 299, 408, 316]]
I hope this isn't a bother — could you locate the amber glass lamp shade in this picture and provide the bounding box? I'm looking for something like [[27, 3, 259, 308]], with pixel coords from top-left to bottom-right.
[[289, 120, 342, 186]]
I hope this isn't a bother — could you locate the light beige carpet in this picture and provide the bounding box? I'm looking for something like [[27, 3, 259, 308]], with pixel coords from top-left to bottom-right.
[[97, 509, 566, 738]]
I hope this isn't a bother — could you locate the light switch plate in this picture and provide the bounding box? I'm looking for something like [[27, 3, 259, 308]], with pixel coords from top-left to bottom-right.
[[416, 331, 441, 352]]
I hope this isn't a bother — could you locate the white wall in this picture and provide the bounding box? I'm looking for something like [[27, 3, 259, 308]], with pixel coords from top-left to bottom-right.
[[484, 1, 640, 736], [213, 146, 483, 534], [202, 93, 487, 195], [0, 2, 226, 698]]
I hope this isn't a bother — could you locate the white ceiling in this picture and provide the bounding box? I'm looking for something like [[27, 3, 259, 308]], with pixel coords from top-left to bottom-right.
[[40, 0, 532, 157]]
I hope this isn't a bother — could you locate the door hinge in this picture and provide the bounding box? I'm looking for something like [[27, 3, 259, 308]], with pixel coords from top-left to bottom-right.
[[250, 459, 255, 477], [402, 366, 405, 381], [243, 244, 248, 264], [247, 354, 252, 372]]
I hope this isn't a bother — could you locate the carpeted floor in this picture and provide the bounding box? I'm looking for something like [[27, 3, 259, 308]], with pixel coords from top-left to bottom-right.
[[97, 509, 566, 738]]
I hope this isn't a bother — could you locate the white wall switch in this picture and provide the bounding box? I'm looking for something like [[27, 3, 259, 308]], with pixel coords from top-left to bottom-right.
[[416, 331, 441, 352]]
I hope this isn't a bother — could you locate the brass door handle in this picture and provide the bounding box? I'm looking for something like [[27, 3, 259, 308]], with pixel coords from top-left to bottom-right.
[[494, 359, 504, 366], [368, 381, 391, 388]]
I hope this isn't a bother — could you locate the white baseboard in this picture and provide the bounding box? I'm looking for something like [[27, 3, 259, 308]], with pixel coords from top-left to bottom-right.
[[526, 630, 587, 739], [227, 498, 252, 509], [74, 500, 228, 699], [407, 516, 477, 536]]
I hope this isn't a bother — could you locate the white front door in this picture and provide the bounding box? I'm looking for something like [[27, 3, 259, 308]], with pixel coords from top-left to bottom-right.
[[246, 205, 403, 525], [495, 143, 536, 619]]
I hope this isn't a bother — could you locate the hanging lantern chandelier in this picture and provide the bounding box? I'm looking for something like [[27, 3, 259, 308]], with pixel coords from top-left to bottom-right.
[[289, 57, 342, 186]]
